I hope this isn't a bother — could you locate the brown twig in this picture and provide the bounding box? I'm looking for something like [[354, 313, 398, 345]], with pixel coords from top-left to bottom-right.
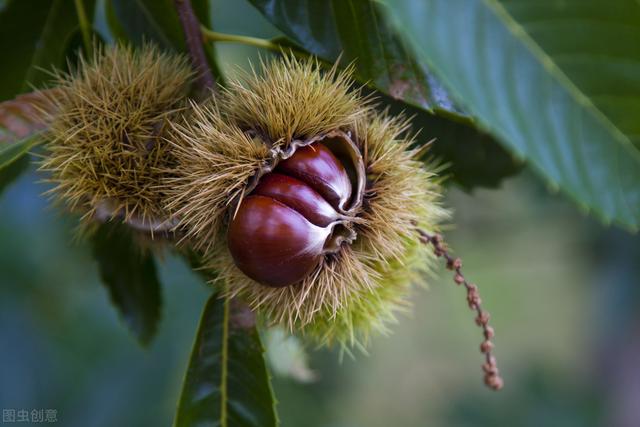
[[173, 0, 215, 92], [418, 229, 504, 391]]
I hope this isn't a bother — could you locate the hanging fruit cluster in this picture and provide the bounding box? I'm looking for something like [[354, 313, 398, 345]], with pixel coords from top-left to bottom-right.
[[38, 44, 502, 389], [163, 56, 447, 347]]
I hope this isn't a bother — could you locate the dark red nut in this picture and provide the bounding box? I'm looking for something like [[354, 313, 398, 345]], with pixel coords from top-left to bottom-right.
[[228, 195, 332, 287], [228, 142, 355, 287], [252, 173, 341, 227], [276, 143, 352, 210]]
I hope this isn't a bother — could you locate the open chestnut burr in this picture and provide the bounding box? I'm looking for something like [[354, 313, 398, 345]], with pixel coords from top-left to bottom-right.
[[227, 132, 366, 287], [164, 56, 447, 346]]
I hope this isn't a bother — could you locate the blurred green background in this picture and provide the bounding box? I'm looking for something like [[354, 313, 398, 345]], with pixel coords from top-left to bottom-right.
[[2, 1, 640, 426]]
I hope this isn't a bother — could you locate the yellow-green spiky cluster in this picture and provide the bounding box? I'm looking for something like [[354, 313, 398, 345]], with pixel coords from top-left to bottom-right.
[[164, 102, 271, 251], [166, 55, 448, 348], [165, 55, 369, 250], [210, 111, 448, 348], [40, 43, 194, 228], [222, 56, 368, 143]]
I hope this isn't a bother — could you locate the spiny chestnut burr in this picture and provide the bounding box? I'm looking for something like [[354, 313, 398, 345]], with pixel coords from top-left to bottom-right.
[[165, 55, 448, 347], [40, 43, 194, 232], [228, 141, 359, 287]]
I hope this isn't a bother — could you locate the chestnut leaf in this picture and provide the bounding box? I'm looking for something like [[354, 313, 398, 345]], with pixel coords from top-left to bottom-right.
[[248, 0, 521, 190], [0, 0, 96, 101], [174, 294, 277, 427], [371, 90, 523, 190], [386, 0, 640, 230], [249, 0, 458, 114], [0, 135, 38, 171], [91, 222, 163, 346]]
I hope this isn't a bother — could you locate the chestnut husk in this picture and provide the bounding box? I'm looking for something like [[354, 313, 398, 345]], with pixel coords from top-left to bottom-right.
[[232, 130, 365, 245], [227, 132, 366, 287], [164, 56, 448, 347], [40, 44, 195, 234]]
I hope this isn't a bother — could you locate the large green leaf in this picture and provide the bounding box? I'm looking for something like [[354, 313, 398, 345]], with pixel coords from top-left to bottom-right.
[[91, 221, 162, 346], [386, 0, 640, 229], [249, 0, 521, 189], [0, 0, 95, 101], [249, 0, 457, 114], [500, 1, 640, 151], [374, 90, 522, 189], [174, 294, 277, 427]]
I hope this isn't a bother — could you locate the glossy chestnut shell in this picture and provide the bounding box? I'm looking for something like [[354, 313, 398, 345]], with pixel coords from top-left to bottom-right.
[[228, 133, 365, 287]]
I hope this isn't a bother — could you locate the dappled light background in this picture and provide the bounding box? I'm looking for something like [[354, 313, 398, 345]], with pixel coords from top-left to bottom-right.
[[1, 1, 639, 426]]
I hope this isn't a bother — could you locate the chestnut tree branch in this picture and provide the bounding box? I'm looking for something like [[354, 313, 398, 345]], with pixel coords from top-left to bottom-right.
[[418, 229, 504, 391], [173, 0, 215, 92]]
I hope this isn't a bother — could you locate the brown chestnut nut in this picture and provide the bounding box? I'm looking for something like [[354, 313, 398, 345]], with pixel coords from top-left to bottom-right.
[[276, 143, 352, 210], [252, 173, 342, 227], [228, 142, 352, 287], [227, 195, 332, 287]]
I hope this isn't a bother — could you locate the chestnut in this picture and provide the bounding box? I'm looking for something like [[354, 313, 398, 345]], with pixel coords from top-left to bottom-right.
[[276, 143, 352, 210], [164, 56, 449, 348], [252, 173, 342, 227], [228, 142, 353, 287]]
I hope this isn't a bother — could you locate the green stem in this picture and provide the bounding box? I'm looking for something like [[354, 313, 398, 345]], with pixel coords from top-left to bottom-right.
[[73, 0, 92, 56], [201, 27, 279, 50], [200, 27, 309, 59]]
